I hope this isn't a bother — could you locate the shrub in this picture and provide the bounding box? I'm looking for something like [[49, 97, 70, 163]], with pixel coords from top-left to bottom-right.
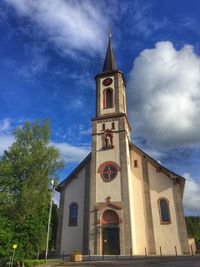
[[24, 259, 46, 267]]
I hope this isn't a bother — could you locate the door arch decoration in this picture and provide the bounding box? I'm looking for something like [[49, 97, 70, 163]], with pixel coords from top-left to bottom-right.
[[101, 209, 119, 225]]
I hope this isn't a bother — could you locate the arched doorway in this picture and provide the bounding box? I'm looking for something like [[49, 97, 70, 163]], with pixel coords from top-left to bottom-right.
[[101, 210, 120, 255]]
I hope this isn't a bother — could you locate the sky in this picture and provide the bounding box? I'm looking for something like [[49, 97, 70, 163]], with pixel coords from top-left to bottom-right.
[[0, 0, 200, 215]]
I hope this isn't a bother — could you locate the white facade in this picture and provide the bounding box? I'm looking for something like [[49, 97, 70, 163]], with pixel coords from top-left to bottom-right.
[[59, 167, 86, 255]]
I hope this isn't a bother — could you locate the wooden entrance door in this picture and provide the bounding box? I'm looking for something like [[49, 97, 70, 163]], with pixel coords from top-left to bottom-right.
[[102, 226, 120, 255]]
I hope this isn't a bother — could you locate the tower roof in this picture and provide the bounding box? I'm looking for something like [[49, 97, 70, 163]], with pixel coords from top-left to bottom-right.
[[102, 33, 118, 72]]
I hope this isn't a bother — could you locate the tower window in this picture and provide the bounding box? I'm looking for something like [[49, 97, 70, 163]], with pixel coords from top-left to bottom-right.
[[102, 123, 105, 130], [103, 88, 113, 109], [98, 161, 121, 183], [158, 198, 171, 224], [112, 122, 115, 129], [69, 202, 78, 226]]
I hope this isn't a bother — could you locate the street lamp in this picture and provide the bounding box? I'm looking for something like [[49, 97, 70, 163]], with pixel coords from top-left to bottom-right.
[[45, 179, 55, 262]]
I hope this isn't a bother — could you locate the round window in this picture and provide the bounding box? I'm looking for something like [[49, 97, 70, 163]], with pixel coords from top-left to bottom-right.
[[103, 78, 113, 86], [98, 161, 120, 183], [101, 164, 117, 182]]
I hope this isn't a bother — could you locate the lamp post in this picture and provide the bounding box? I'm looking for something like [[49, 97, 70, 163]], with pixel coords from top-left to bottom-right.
[[45, 179, 55, 262]]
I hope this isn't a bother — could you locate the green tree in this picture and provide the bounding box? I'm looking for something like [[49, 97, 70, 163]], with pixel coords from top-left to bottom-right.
[[0, 120, 64, 266], [49, 203, 58, 251], [185, 216, 200, 242]]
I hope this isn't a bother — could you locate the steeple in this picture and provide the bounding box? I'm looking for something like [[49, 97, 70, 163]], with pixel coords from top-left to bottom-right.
[[102, 33, 118, 72]]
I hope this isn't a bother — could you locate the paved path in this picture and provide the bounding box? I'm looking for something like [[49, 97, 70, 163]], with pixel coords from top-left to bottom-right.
[[56, 256, 200, 267]]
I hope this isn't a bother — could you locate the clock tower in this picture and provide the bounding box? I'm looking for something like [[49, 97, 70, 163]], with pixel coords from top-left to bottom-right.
[[88, 34, 132, 255]]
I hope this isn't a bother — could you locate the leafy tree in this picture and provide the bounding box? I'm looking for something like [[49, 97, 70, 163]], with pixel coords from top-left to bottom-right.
[[49, 203, 58, 251], [185, 216, 200, 242], [0, 120, 64, 266]]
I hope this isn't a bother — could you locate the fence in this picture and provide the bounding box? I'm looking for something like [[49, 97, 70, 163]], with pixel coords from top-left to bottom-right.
[[60, 246, 195, 261]]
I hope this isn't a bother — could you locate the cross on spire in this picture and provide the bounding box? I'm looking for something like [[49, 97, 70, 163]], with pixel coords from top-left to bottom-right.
[[102, 33, 118, 72]]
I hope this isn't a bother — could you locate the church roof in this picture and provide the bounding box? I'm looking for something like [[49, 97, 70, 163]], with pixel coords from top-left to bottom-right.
[[56, 143, 185, 197], [129, 142, 185, 197], [102, 33, 118, 72], [56, 153, 91, 192]]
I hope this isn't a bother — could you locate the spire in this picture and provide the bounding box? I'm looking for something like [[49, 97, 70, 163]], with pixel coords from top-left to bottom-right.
[[102, 33, 118, 72]]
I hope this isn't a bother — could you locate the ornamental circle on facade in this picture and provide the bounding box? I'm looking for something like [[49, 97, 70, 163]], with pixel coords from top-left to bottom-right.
[[103, 77, 113, 86], [98, 161, 121, 182]]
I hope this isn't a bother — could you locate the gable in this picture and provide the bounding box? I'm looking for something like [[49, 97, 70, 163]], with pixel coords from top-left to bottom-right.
[[129, 142, 185, 196], [56, 153, 91, 192]]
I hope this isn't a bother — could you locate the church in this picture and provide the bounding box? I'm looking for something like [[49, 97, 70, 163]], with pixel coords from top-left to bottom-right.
[[56, 36, 190, 256]]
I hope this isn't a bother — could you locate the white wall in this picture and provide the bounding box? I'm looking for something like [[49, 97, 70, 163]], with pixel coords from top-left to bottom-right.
[[148, 163, 182, 255], [129, 149, 147, 255], [60, 167, 86, 255], [188, 238, 196, 255]]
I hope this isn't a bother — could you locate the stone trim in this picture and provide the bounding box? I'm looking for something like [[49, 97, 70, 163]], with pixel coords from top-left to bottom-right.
[[172, 180, 190, 254], [141, 157, 156, 254], [114, 73, 119, 114], [92, 114, 131, 132], [95, 201, 122, 211], [55, 189, 65, 256], [82, 160, 91, 254], [118, 117, 132, 255], [88, 121, 98, 254], [103, 87, 114, 109], [96, 205, 123, 223], [96, 76, 101, 117], [92, 129, 127, 136]]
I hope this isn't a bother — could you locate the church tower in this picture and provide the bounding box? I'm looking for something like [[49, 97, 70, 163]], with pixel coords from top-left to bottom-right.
[[88, 34, 132, 255]]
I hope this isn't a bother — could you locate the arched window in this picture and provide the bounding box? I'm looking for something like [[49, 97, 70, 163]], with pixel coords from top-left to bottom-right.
[[158, 198, 171, 224], [103, 88, 113, 109], [69, 203, 78, 226]]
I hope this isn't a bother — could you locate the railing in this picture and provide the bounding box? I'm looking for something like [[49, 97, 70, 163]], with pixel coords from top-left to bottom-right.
[[60, 246, 195, 261]]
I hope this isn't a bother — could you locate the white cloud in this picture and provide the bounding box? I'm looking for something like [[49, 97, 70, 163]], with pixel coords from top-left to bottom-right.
[[0, 118, 11, 132], [18, 45, 50, 78], [0, 119, 14, 154], [5, 0, 109, 56], [141, 147, 165, 161], [0, 134, 14, 154], [128, 41, 200, 148], [51, 141, 90, 163], [183, 173, 200, 212], [80, 127, 91, 136]]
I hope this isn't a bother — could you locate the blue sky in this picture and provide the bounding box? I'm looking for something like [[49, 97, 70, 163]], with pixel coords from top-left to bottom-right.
[[0, 0, 200, 215]]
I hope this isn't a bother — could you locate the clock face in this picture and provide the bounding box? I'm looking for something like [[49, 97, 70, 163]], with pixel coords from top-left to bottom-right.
[[103, 78, 113, 86]]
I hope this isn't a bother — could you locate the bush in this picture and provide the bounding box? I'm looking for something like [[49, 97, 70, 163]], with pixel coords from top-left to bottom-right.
[[24, 259, 46, 267]]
